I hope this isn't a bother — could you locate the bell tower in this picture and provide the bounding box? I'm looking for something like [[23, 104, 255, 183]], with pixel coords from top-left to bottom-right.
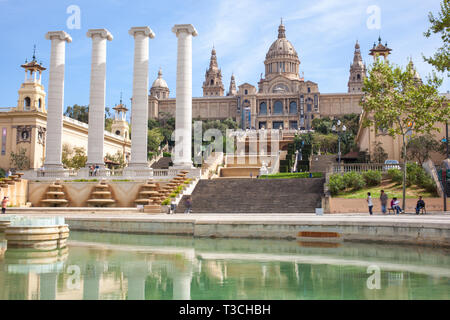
[[369, 36, 392, 61], [348, 40, 366, 93], [16, 46, 47, 113], [111, 94, 130, 140], [202, 47, 225, 97]]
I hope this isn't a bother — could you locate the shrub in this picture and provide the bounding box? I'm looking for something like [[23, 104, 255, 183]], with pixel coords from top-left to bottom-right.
[[0, 168, 5, 178], [406, 163, 428, 187], [388, 169, 403, 184], [363, 170, 382, 187], [328, 174, 345, 195], [161, 199, 170, 206], [343, 172, 366, 190], [421, 176, 437, 194], [163, 152, 172, 158]]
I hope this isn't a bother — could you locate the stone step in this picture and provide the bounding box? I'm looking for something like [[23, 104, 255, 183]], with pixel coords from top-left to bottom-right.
[[176, 178, 324, 214]]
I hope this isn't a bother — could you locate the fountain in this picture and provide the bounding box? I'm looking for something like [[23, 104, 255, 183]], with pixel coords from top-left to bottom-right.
[[86, 179, 116, 207], [0, 217, 11, 232], [134, 180, 160, 206], [40, 180, 69, 207], [4, 216, 70, 251]]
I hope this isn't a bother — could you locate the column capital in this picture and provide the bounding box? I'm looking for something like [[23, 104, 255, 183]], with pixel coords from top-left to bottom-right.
[[86, 28, 113, 41], [45, 31, 72, 43], [172, 24, 198, 37], [128, 26, 155, 39]]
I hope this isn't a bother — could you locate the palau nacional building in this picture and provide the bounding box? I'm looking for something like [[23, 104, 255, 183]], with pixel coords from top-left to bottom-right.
[[149, 21, 367, 129]]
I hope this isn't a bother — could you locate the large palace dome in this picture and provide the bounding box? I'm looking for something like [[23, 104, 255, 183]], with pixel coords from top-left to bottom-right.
[[264, 21, 300, 80]]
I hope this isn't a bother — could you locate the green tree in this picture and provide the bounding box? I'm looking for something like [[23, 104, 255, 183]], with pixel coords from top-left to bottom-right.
[[62, 144, 87, 169], [423, 0, 450, 75], [371, 141, 388, 163], [10, 148, 30, 170], [148, 128, 164, 154], [64, 104, 89, 123], [105, 151, 126, 168], [406, 134, 442, 165], [312, 117, 333, 134], [70, 147, 88, 169], [362, 59, 448, 211]]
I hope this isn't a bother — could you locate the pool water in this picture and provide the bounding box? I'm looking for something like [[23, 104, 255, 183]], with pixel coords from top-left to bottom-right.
[[0, 232, 449, 300]]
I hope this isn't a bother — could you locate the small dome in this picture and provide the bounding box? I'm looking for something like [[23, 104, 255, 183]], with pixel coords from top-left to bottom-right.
[[151, 68, 168, 88], [265, 22, 298, 60]]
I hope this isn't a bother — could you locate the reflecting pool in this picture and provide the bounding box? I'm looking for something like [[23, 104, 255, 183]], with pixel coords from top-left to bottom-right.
[[0, 232, 449, 300]]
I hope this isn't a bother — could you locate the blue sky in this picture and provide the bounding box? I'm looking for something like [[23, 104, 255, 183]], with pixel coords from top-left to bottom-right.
[[0, 0, 447, 117]]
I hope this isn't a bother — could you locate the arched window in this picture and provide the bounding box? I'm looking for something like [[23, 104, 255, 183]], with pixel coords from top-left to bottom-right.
[[289, 101, 297, 114], [245, 89, 248, 95], [38, 99, 42, 109], [357, 74, 361, 80], [274, 101, 283, 114], [210, 79, 214, 85], [307, 87, 311, 93], [24, 97, 31, 110], [259, 102, 267, 115]]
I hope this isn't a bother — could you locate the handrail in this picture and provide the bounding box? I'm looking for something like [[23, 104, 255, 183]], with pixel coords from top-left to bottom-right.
[[332, 163, 404, 173]]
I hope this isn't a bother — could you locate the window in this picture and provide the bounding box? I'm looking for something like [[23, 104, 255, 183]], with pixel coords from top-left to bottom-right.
[[210, 79, 214, 85], [307, 104, 312, 112], [272, 121, 284, 129], [245, 89, 248, 95], [274, 101, 283, 114], [357, 74, 361, 80], [38, 99, 42, 109], [24, 97, 31, 110], [115, 130, 121, 135], [307, 87, 311, 93], [289, 101, 297, 114], [259, 102, 267, 115], [300, 95, 304, 115]]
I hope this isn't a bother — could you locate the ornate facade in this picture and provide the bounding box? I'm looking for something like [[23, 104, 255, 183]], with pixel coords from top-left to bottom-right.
[[0, 54, 131, 170], [149, 21, 365, 129]]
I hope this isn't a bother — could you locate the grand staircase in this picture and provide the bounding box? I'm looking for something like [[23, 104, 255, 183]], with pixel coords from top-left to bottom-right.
[[176, 178, 325, 214]]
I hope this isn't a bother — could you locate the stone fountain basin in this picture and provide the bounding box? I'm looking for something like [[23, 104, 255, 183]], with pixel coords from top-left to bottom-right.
[[5, 224, 69, 250]]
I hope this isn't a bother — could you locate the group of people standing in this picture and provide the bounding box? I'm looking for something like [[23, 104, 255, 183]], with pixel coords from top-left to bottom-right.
[[367, 190, 426, 215], [89, 165, 100, 176]]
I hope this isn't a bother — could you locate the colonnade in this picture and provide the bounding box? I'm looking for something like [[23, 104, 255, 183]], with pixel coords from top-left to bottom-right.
[[43, 24, 197, 176]]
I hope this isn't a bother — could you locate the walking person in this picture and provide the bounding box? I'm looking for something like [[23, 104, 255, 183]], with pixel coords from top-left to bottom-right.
[[184, 196, 192, 214], [1, 197, 8, 214], [367, 192, 374, 215], [380, 190, 388, 214]]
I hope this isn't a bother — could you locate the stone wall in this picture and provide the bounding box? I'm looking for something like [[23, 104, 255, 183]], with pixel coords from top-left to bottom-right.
[[0, 179, 28, 207], [329, 197, 449, 213], [28, 181, 166, 207]]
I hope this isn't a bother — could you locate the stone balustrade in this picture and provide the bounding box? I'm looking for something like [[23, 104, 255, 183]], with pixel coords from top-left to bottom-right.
[[332, 163, 404, 173]]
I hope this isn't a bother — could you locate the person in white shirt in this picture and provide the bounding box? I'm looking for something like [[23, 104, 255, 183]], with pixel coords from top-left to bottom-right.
[[367, 192, 373, 215]]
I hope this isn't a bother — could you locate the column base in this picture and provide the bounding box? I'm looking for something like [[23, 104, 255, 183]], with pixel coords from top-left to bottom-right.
[[123, 164, 153, 179], [172, 162, 194, 169], [41, 164, 69, 178]]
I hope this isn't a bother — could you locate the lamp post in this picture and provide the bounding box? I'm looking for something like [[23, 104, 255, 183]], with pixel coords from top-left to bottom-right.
[[332, 120, 347, 171], [443, 121, 448, 212]]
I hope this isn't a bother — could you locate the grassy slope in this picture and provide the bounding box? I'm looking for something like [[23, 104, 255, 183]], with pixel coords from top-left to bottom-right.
[[336, 180, 436, 199]]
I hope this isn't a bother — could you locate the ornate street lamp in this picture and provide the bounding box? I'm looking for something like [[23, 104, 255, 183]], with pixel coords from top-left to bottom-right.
[[332, 120, 347, 170]]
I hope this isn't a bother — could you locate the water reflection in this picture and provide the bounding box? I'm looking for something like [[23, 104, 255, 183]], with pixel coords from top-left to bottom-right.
[[0, 232, 449, 300]]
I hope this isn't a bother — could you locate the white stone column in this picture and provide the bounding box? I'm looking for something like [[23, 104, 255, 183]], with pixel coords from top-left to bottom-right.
[[86, 29, 113, 169], [44, 31, 72, 170], [172, 25, 198, 168], [127, 27, 155, 171]]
